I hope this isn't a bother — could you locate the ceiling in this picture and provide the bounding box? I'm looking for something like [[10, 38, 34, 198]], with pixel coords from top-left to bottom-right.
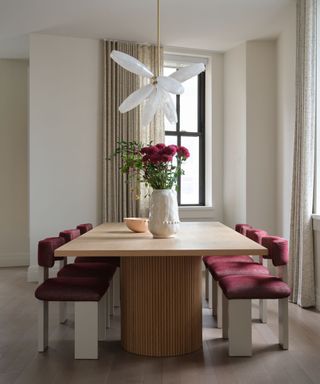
[[0, 0, 295, 59]]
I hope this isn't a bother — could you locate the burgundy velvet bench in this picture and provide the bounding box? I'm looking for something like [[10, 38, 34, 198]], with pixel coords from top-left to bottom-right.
[[35, 236, 110, 359], [203, 224, 267, 327], [220, 235, 291, 356]]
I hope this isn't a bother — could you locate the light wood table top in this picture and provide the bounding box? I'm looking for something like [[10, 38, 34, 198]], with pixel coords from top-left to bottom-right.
[[55, 221, 267, 257]]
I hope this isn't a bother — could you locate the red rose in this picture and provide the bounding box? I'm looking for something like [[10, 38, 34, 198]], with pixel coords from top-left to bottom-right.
[[150, 153, 162, 164], [140, 147, 150, 155], [160, 154, 173, 162], [177, 146, 190, 158], [155, 143, 166, 150], [162, 145, 177, 156], [149, 145, 160, 155], [142, 155, 150, 163], [140, 145, 158, 155]]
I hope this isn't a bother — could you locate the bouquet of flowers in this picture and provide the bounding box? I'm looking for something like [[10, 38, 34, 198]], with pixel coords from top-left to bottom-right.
[[114, 141, 190, 191]]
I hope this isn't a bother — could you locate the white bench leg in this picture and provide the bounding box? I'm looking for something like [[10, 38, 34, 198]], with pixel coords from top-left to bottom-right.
[[222, 294, 228, 339], [259, 299, 268, 323], [279, 298, 289, 350], [216, 285, 223, 328], [38, 301, 48, 352], [98, 294, 107, 340], [75, 301, 98, 359], [228, 299, 252, 356]]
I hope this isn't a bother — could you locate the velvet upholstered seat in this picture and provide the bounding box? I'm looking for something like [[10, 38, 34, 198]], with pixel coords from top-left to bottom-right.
[[203, 255, 253, 268], [208, 261, 269, 281], [219, 275, 291, 300], [35, 276, 109, 302], [58, 262, 116, 280]]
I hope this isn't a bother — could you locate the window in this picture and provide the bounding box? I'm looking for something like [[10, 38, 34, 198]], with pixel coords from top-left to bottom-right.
[[164, 65, 206, 206]]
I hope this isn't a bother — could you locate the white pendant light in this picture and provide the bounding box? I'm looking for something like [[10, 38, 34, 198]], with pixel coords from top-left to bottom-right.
[[110, 0, 205, 127]]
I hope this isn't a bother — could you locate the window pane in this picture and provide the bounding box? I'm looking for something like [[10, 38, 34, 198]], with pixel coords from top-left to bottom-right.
[[164, 67, 177, 132], [180, 75, 198, 132], [180, 136, 200, 204], [165, 136, 177, 146]]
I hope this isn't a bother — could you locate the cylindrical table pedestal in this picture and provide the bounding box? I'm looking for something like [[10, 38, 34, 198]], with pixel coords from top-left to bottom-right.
[[120, 256, 202, 357]]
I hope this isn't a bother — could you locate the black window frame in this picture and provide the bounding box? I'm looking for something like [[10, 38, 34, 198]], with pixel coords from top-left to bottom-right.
[[165, 69, 206, 206]]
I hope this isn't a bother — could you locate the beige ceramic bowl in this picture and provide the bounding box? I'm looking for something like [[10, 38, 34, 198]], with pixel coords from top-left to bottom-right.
[[124, 217, 149, 233]]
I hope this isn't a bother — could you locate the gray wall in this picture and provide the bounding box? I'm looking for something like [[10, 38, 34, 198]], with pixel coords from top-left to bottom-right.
[[28, 34, 103, 281], [0, 59, 29, 266]]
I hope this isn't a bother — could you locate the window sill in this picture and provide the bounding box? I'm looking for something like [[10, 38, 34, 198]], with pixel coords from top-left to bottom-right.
[[179, 206, 215, 221]]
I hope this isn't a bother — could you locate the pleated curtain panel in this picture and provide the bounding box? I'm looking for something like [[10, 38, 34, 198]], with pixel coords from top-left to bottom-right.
[[289, 0, 317, 307], [103, 40, 164, 222]]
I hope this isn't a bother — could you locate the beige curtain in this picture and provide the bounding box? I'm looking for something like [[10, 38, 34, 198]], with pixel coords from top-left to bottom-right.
[[103, 41, 164, 222], [289, 0, 317, 307], [138, 45, 165, 216]]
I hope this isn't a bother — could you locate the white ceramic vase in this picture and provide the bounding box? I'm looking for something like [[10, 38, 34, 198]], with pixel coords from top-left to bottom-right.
[[148, 189, 180, 238]]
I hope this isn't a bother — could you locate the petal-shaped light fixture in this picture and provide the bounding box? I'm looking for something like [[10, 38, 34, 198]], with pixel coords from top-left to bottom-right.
[[110, 50, 154, 78], [110, 0, 205, 127], [157, 76, 184, 95], [162, 93, 177, 124], [119, 84, 154, 113], [141, 88, 162, 127], [170, 62, 206, 83]]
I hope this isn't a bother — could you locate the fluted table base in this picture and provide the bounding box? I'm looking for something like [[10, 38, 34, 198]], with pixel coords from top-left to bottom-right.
[[120, 256, 202, 357]]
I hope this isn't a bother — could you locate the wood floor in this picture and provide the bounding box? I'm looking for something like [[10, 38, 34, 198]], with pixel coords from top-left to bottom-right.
[[1, 268, 320, 384]]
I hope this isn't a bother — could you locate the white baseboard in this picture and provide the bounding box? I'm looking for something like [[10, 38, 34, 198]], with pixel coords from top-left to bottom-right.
[[0, 252, 29, 268]]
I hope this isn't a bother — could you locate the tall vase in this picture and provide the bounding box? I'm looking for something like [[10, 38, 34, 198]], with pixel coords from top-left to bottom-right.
[[149, 189, 180, 238]]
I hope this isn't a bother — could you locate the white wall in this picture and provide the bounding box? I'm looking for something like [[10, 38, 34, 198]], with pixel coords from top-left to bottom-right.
[[223, 41, 277, 233], [246, 41, 277, 233], [0, 59, 29, 266], [28, 34, 103, 281], [276, 3, 296, 239], [223, 44, 247, 228]]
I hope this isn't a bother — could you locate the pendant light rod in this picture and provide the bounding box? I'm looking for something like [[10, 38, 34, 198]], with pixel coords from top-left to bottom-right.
[[110, 0, 205, 127], [157, 0, 161, 77]]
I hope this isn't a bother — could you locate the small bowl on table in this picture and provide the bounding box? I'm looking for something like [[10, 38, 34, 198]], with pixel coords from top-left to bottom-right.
[[124, 217, 149, 233]]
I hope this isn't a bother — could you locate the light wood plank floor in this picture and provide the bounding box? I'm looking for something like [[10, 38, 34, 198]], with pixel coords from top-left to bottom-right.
[[1, 268, 320, 384]]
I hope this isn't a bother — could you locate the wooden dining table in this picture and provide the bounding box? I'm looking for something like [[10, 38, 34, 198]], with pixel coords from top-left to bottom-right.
[[55, 221, 267, 357]]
